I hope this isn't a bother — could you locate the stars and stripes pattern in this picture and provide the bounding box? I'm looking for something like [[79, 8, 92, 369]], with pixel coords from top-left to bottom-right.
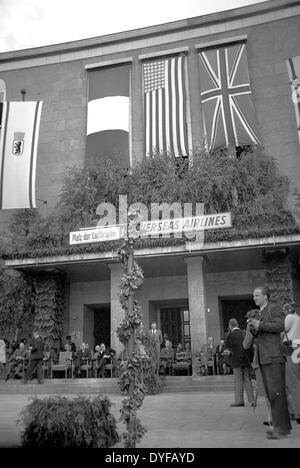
[[143, 55, 188, 157], [286, 55, 300, 146], [198, 43, 260, 151]]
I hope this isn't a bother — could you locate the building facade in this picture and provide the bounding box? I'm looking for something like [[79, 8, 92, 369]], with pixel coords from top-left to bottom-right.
[[1, 0, 300, 363]]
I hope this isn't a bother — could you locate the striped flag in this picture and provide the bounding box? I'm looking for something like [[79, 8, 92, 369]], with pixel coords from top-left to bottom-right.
[[286, 55, 300, 146], [0, 101, 43, 209], [86, 65, 131, 167], [143, 55, 189, 157], [0, 79, 6, 133], [198, 43, 260, 151]]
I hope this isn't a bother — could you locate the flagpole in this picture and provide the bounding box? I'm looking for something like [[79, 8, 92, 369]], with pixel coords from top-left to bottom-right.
[[20, 89, 26, 101]]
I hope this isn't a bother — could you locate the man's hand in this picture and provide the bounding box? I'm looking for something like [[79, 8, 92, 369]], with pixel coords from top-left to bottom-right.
[[249, 319, 260, 331]]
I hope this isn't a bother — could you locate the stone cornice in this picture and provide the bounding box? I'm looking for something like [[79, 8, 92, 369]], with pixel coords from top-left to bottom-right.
[[0, 0, 298, 66], [4, 233, 300, 270]]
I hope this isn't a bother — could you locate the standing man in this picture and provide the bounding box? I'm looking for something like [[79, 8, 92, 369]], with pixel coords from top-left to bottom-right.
[[225, 318, 254, 407], [147, 321, 163, 373], [22, 331, 45, 384], [249, 286, 291, 439]]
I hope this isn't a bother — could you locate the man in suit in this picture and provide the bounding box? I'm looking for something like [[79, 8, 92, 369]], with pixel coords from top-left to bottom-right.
[[147, 321, 163, 373], [249, 285, 291, 439], [225, 318, 254, 407], [22, 331, 45, 384], [215, 339, 227, 375]]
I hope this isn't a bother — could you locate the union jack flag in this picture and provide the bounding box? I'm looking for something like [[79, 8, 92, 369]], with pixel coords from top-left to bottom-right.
[[198, 43, 260, 151]]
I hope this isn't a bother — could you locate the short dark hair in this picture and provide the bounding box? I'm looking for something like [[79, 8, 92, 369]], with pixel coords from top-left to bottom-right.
[[255, 285, 270, 300], [229, 318, 238, 328]]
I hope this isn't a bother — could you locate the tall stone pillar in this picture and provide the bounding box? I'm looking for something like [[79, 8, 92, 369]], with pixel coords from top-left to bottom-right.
[[108, 262, 124, 356], [184, 256, 207, 375]]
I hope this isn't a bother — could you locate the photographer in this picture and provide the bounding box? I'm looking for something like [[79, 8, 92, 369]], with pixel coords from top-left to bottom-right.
[[251, 286, 291, 440], [243, 309, 273, 429]]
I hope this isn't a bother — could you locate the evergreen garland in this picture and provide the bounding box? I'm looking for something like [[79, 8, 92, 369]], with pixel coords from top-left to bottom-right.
[[0, 271, 35, 343], [262, 249, 294, 306], [32, 271, 66, 351]]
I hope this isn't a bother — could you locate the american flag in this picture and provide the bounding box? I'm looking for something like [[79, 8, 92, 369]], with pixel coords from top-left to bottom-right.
[[143, 55, 188, 157], [198, 43, 260, 151]]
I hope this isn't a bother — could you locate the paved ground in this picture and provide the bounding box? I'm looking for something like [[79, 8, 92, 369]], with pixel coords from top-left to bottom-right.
[[0, 390, 299, 448]]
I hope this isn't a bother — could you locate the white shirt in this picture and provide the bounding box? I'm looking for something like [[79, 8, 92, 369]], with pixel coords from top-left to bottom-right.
[[285, 314, 300, 345]]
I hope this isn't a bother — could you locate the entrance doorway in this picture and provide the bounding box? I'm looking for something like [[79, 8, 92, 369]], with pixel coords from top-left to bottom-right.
[[220, 296, 255, 336], [94, 305, 111, 348], [160, 306, 190, 348], [83, 304, 111, 350]]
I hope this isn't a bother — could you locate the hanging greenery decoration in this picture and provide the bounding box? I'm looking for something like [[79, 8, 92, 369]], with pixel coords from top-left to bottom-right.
[[262, 249, 294, 306], [31, 271, 66, 351]]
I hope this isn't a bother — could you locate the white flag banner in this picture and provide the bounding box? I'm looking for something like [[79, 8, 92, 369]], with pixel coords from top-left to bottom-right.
[[286, 55, 300, 146], [0, 101, 43, 209]]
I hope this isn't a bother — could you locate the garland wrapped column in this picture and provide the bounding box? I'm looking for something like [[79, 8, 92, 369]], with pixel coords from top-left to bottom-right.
[[262, 249, 294, 306], [32, 271, 66, 352]]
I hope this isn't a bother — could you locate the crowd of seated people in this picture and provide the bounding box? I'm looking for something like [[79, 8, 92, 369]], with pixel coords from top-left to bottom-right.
[[159, 339, 192, 376], [92, 343, 116, 378], [198, 337, 233, 375]]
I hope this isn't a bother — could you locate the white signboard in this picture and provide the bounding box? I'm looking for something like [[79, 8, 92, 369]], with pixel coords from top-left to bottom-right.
[[69, 226, 124, 245], [69, 212, 232, 245], [139, 212, 232, 237]]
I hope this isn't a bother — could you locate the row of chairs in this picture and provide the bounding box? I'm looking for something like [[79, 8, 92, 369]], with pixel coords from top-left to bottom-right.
[[43, 351, 116, 379]]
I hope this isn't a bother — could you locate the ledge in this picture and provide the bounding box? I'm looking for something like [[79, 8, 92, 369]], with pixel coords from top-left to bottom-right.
[[4, 233, 300, 270], [0, 0, 297, 64]]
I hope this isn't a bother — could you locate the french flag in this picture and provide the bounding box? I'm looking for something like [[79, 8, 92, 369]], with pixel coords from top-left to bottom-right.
[[86, 65, 131, 168]]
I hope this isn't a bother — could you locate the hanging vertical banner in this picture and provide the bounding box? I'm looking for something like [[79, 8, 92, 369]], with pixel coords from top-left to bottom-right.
[[198, 43, 260, 151], [143, 55, 189, 157], [86, 65, 131, 167], [286, 55, 300, 146], [0, 101, 43, 209]]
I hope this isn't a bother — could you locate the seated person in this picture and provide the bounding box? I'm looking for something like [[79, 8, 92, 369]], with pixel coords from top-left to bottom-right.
[[135, 338, 149, 359], [200, 337, 216, 374], [95, 343, 116, 378], [60, 343, 76, 366], [173, 343, 192, 375], [160, 333, 169, 350], [74, 343, 92, 377], [63, 335, 76, 354], [176, 343, 184, 353], [214, 339, 227, 375], [5, 341, 29, 380], [159, 340, 174, 375]]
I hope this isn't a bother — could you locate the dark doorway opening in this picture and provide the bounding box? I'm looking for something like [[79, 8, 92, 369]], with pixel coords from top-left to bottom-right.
[[220, 297, 256, 336], [160, 307, 191, 347], [93, 304, 111, 348]]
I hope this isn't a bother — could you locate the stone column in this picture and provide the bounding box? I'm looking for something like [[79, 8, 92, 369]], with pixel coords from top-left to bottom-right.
[[184, 256, 207, 375], [108, 262, 124, 357]]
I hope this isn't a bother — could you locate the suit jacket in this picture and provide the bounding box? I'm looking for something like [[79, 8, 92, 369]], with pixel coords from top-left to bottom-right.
[[29, 337, 44, 360], [225, 329, 251, 369], [255, 302, 286, 365], [148, 329, 163, 349], [215, 344, 226, 356]]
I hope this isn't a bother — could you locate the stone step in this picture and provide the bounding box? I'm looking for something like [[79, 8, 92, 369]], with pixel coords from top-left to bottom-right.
[[0, 375, 234, 394], [0, 378, 120, 395]]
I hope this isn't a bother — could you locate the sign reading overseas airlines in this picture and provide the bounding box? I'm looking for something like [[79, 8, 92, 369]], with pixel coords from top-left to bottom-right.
[[69, 212, 232, 245], [139, 212, 231, 237]]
